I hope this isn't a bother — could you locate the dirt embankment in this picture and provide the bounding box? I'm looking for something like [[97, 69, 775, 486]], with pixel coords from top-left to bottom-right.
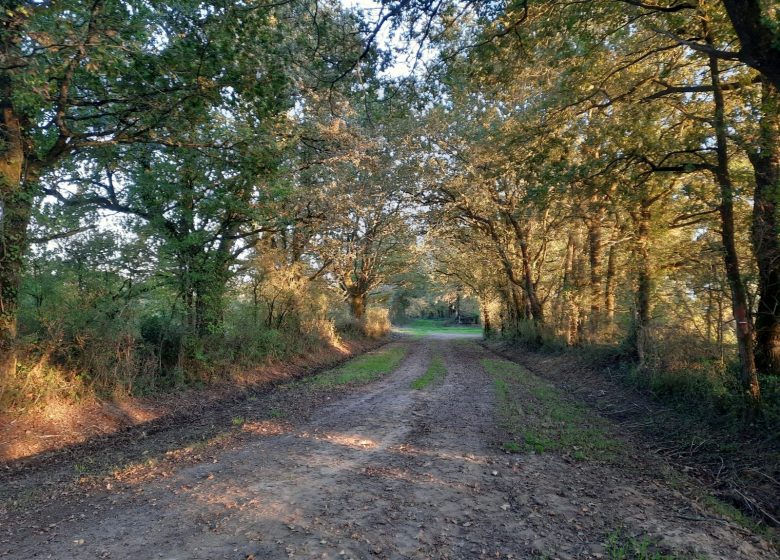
[[0, 337, 386, 464]]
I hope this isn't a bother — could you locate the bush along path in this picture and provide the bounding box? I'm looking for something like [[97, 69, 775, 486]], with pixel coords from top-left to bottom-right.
[[0, 335, 776, 559]]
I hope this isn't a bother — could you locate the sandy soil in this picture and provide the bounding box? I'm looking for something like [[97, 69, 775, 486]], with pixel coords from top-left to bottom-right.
[[0, 337, 776, 559]]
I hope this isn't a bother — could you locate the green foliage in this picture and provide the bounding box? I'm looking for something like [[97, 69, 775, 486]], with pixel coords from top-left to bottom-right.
[[6, 239, 393, 408], [483, 358, 619, 460], [7, 0, 776, 453], [310, 346, 408, 387], [409, 0, 779, 415], [1, 0, 406, 409], [410, 354, 446, 389]]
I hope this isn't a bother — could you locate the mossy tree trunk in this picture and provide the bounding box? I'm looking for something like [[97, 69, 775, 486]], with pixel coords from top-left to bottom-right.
[[0, 77, 31, 384]]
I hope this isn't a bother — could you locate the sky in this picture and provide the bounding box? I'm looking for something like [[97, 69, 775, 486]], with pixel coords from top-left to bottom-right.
[[340, 0, 432, 79]]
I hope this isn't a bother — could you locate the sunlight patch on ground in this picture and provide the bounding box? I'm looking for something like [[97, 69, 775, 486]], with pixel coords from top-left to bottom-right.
[[241, 420, 292, 436], [391, 443, 490, 465], [317, 432, 378, 450]]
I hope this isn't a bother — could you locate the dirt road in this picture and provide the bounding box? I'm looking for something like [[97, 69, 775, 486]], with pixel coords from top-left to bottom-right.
[[1, 336, 776, 559]]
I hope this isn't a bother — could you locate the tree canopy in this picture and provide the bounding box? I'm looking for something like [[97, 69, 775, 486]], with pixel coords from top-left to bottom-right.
[[1, 0, 779, 418]]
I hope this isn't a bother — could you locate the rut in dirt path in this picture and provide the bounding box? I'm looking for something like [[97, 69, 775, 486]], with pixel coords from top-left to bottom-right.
[[0, 336, 776, 560]]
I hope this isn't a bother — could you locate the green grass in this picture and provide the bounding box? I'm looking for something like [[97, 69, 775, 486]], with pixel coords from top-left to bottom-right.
[[410, 354, 446, 390], [482, 358, 620, 461], [309, 345, 408, 386], [396, 318, 483, 338], [700, 493, 775, 541], [501, 441, 522, 453], [604, 529, 697, 559]]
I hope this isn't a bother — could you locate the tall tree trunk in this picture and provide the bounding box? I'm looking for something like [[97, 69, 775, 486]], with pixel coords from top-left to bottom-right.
[[194, 282, 226, 337], [586, 204, 605, 338], [508, 285, 520, 331], [707, 48, 761, 402], [748, 77, 780, 375], [604, 225, 619, 329], [574, 227, 589, 344], [718, 285, 725, 363], [517, 233, 544, 324], [480, 296, 492, 337], [0, 77, 30, 385], [628, 193, 653, 367], [505, 215, 544, 324], [706, 265, 715, 343], [488, 217, 542, 329], [349, 292, 366, 320], [181, 248, 230, 339], [252, 278, 261, 324], [558, 230, 575, 338], [719, 0, 780, 91], [563, 231, 579, 346]]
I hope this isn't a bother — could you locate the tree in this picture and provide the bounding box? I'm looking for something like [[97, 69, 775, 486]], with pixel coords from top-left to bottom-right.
[[324, 177, 411, 320], [747, 78, 780, 376], [403, 0, 767, 404], [0, 0, 283, 378]]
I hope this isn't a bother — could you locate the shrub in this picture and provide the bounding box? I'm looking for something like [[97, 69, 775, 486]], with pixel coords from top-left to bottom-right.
[[139, 314, 183, 375], [363, 307, 391, 338], [332, 307, 391, 338]]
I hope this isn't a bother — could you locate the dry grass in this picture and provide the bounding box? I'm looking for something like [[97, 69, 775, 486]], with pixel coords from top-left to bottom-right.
[[0, 337, 382, 463], [363, 307, 392, 338]]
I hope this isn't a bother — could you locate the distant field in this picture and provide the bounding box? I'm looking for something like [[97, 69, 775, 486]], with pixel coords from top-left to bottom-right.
[[395, 318, 483, 337]]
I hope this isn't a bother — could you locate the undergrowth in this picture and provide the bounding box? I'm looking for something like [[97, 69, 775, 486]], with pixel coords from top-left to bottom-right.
[[492, 335, 780, 542]]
